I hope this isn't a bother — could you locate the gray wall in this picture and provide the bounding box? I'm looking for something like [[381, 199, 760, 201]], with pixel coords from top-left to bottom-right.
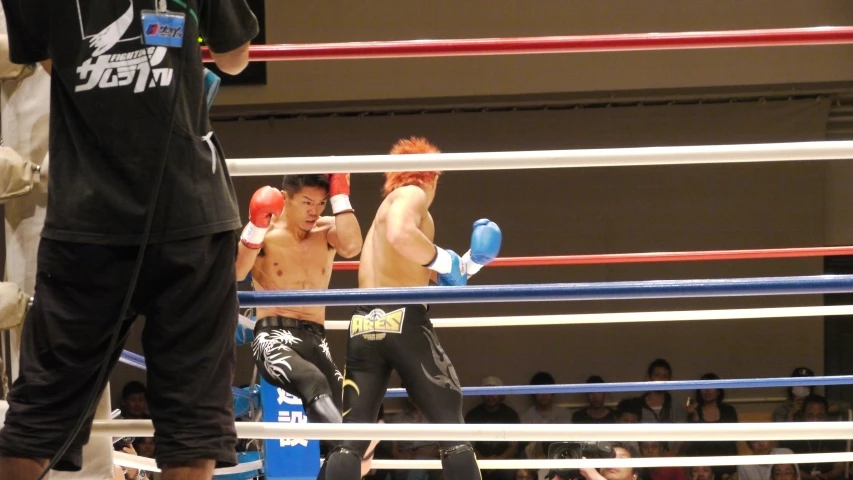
[[215, 0, 853, 109], [111, 98, 836, 416]]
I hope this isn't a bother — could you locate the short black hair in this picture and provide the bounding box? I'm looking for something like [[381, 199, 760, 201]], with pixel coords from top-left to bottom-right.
[[281, 175, 330, 196], [616, 398, 642, 419], [122, 381, 146, 399], [530, 371, 555, 385], [801, 394, 829, 413], [586, 375, 605, 384], [647, 358, 672, 377]]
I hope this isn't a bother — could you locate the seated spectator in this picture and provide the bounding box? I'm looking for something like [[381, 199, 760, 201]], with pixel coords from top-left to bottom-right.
[[681, 373, 738, 478], [516, 469, 538, 480], [639, 441, 685, 480], [572, 376, 617, 424], [781, 395, 846, 480], [521, 371, 571, 424], [132, 437, 155, 459], [634, 359, 685, 424], [688, 467, 714, 480], [773, 367, 815, 422], [616, 399, 642, 424], [521, 441, 549, 480], [465, 376, 521, 480], [390, 398, 440, 480], [771, 464, 802, 480], [119, 380, 150, 419], [579, 443, 642, 480], [365, 403, 393, 480], [113, 441, 152, 480], [738, 441, 794, 480]]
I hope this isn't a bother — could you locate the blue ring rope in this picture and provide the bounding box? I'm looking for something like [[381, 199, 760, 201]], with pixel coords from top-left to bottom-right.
[[119, 350, 252, 400], [384, 375, 853, 397], [238, 274, 853, 307]]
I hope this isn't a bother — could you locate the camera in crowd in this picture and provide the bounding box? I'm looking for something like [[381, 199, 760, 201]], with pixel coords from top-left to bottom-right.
[[545, 441, 616, 480], [113, 436, 135, 451]]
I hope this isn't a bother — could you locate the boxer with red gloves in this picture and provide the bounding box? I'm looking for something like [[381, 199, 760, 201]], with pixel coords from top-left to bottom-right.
[[321, 137, 491, 480], [235, 174, 372, 471]]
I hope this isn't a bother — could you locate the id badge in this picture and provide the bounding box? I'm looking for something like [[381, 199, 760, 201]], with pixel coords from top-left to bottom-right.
[[140, 10, 186, 48]]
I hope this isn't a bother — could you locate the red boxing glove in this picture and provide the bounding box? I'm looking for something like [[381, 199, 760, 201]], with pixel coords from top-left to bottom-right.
[[241, 186, 284, 249], [327, 173, 353, 214]]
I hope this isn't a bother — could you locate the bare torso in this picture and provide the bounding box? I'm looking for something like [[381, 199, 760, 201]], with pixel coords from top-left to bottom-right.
[[252, 216, 336, 324], [359, 189, 435, 288]]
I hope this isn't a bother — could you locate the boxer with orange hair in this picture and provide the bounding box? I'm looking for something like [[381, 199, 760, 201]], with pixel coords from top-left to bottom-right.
[[319, 137, 503, 480], [382, 137, 443, 196]]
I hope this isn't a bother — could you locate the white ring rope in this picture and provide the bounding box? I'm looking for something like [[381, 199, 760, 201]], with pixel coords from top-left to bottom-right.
[[93, 420, 853, 442], [113, 451, 263, 475], [318, 305, 853, 330], [226, 140, 853, 176], [113, 452, 853, 473], [368, 453, 853, 469]]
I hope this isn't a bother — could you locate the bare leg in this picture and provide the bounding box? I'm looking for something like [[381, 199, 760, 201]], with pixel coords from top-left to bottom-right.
[[160, 459, 215, 480], [360, 437, 382, 477], [0, 456, 49, 480]]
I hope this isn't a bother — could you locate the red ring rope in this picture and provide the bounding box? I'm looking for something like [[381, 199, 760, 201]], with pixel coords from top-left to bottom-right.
[[333, 246, 853, 271], [201, 27, 853, 62]]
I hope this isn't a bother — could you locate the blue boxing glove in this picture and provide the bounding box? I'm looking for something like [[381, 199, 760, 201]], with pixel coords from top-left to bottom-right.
[[461, 219, 502, 276], [203, 67, 221, 111], [425, 246, 468, 286]]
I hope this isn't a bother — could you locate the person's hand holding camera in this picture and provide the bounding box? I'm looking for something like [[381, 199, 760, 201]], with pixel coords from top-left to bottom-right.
[[578, 457, 608, 480], [120, 444, 147, 480]]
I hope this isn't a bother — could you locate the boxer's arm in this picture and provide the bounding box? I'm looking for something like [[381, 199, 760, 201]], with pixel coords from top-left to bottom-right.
[[235, 242, 262, 281], [327, 213, 363, 259], [385, 187, 437, 265]]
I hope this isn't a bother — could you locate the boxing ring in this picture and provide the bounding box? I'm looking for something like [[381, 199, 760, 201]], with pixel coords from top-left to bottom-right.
[[104, 25, 853, 478]]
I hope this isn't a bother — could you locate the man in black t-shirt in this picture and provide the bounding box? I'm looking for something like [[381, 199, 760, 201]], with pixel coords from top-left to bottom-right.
[[0, 1, 258, 479], [571, 375, 617, 424], [464, 376, 521, 480]]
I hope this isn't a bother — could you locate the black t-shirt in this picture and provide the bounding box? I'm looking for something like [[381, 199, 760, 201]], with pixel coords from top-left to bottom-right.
[[782, 439, 847, 474], [1, 0, 258, 244], [465, 403, 521, 457], [571, 407, 617, 424]]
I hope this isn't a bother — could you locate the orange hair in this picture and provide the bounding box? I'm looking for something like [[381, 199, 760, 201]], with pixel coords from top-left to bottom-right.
[[382, 137, 443, 197]]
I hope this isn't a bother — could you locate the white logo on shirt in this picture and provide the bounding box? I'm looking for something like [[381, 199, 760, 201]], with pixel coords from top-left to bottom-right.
[[74, 0, 174, 93]]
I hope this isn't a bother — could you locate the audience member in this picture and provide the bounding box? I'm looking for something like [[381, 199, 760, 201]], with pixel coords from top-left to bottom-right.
[[579, 442, 642, 480], [682, 373, 739, 478], [572, 376, 617, 424], [390, 398, 440, 480], [635, 359, 686, 424], [771, 464, 802, 480], [737, 440, 794, 480], [781, 395, 845, 480], [119, 380, 150, 420], [639, 441, 685, 480], [616, 399, 642, 424], [465, 376, 521, 480], [521, 371, 571, 424], [773, 367, 815, 422], [688, 467, 714, 480]]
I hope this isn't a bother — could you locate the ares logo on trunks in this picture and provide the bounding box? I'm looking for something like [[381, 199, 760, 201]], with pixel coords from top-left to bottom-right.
[[349, 308, 406, 341]]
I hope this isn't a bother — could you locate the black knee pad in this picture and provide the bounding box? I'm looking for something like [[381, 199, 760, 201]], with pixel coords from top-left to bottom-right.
[[307, 394, 342, 424], [440, 443, 482, 480], [324, 446, 363, 480]]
